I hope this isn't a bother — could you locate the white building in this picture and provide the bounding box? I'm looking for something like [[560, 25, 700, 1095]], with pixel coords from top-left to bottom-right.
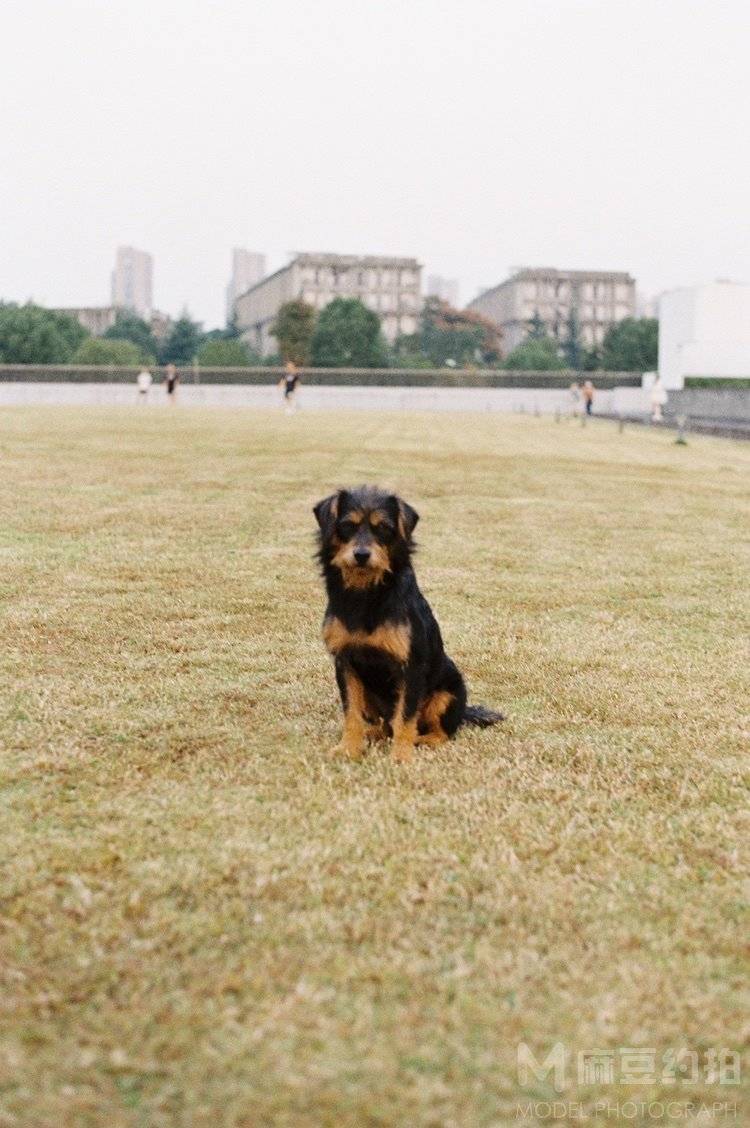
[[426, 274, 459, 307], [111, 246, 153, 319], [468, 267, 635, 353], [658, 282, 750, 389], [235, 252, 422, 355], [226, 249, 266, 323]]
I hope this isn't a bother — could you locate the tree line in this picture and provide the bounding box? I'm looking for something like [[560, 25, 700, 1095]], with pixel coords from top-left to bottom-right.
[[272, 297, 658, 371], [504, 309, 658, 372], [0, 303, 257, 367], [0, 298, 658, 371]]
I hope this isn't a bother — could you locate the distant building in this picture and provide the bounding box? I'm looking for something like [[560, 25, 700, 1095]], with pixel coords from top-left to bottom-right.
[[52, 306, 118, 337], [111, 246, 153, 319], [226, 250, 266, 323], [149, 310, 172, 342], [235, 252, 422, 355], [426, 274, 459, 308], [659, 281, 750, 389], [468, 267, 636, 353], [51, 304, 170, 343]]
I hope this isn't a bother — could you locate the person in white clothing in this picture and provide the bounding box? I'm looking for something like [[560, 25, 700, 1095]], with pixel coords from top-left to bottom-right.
[[650, 375, 668, 422], [136, 368, 153, 403]]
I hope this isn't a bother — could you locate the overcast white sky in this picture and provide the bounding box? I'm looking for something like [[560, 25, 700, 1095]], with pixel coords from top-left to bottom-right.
[[2, 0, 749, 328]]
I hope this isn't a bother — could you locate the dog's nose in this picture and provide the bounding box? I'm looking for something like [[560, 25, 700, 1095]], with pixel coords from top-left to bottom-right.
[[353, 549, 371, 566]]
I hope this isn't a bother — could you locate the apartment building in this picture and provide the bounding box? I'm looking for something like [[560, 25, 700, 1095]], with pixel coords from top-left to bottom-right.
[[234, 252, 422, 355], [468, 267, 636, 353]]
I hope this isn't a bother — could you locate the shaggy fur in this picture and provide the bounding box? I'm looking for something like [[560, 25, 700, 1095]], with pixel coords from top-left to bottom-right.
[[314, 485, 503, 761]]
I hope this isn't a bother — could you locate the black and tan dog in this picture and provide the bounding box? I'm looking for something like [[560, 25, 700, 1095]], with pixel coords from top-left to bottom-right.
[[314, 485, 503, 761]]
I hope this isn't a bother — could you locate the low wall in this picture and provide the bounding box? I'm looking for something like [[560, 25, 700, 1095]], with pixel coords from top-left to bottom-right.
[[0, 382, 637, 414], [0, 364, 641, 389]]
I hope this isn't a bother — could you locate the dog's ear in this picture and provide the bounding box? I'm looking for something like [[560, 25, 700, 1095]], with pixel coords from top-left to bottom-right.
[[396, 498, 419, 538], [313, 491, 342, 533]]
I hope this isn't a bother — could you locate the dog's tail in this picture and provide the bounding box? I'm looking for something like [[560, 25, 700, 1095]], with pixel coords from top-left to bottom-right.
[[463, 703, 504, 728]]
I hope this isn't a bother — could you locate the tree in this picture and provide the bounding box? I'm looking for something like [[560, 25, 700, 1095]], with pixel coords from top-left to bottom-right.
[[582, 345, 602, 371], [527, 310, 547, 340], [224, 311, 241, 339], [103, 312, 157, 362], [388, 336, 434, 369], [504, 337, 565, 371], [563, 306, 583, 369], [272, 300, 316, 365], [159, 314, 203, 364], [417, 297, 501, 366], [0, 302, 87, 363], [73, 337, 142, 365], [310, 298, 387, 367], [601, 318, 658, 371], [196, 338, 255, 366]]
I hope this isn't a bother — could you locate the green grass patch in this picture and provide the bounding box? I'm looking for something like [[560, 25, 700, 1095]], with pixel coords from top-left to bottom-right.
[[684, 376, 750, 389]]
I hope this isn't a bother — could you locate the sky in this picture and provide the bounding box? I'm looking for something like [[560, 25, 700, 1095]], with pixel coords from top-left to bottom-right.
[[2, 0, 750, 329]]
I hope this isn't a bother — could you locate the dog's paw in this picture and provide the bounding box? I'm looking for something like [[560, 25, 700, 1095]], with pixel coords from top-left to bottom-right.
[[328, 741, 364, 761], [391, 742, 414, 764]]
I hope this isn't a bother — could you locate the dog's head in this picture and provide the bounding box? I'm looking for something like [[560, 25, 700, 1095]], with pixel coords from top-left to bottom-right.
[[313, 485, 418, 589]]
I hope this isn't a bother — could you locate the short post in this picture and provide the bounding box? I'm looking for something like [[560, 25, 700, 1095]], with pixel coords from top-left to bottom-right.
[[618, 414, 625, 434], [675, 414, 688, 445]]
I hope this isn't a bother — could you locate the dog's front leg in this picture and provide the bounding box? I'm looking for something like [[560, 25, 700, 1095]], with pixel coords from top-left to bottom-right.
[[391, 673, 422, 763], [331, 660, 367, 760]]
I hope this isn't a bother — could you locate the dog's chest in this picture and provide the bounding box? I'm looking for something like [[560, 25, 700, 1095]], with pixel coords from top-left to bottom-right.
[[322, 616, 411, 664]]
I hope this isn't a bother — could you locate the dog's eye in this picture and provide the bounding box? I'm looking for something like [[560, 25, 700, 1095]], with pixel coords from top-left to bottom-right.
[[338, 521, 357, 540], [373, 521, 395, 541]]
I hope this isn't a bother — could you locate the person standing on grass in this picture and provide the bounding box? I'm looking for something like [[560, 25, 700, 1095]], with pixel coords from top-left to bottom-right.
[[165, 363, 180, 405], [279, 359, 300, 415], [582, 378, 595, 416], [650, 374, 668, 422], [136, 366, 152, 403]]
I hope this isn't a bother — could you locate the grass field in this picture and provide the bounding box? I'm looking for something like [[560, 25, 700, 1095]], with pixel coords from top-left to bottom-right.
[[1, 407, 748, 1127]]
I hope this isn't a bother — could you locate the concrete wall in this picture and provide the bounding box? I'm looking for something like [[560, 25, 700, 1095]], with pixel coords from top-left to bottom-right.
[[667, 387, 750, 422], [0, 381, 642, 415], [658, 282, 750, 390]]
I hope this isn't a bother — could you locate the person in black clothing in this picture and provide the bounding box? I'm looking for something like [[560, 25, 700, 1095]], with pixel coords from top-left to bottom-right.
[[165, 363, 180, 404], [279, 360, 300, 414]]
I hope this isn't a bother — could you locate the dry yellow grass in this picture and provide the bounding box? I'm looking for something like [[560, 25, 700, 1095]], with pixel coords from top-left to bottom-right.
[[1, 406, 748, 1127]]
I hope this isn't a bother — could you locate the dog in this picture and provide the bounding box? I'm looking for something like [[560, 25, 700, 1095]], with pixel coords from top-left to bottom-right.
[[314, 485, 503, 762]]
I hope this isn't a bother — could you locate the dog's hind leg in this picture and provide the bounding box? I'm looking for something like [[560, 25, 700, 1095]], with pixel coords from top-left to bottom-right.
[[416, 690, 454, 746], [426, 656, 467, 739]]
